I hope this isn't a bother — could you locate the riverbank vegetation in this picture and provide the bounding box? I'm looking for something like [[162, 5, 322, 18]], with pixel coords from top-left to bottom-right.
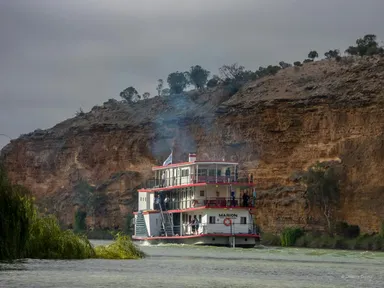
[[260, 160, 384, 251], [0, 165, 144, 261], [261, 223, 384, 251], [94, 235, 145, 259]]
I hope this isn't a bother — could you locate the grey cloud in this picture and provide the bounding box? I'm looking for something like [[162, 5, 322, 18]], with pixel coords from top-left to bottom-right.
[[1, 0, 384, 149]]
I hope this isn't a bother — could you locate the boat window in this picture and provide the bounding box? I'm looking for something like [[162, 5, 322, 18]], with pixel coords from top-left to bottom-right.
[[200, 190, 205, 197], [181, 169, 189, 177], [217, 170, 222, 176], [198, 215, 202, 223], [209, 216, 215, 224], [240, 217, 247, 224], [198, 169, 207, 176], [208, 169, 215, 176]]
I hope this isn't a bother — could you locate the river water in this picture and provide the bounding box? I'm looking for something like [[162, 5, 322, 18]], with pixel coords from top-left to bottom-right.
[[1, 241, 383, 288]]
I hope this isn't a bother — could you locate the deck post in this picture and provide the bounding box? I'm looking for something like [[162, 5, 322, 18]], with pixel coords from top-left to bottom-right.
[[215, 163, 217, 183], [196, 164, 199, 183], [231, 223, 235, 248], [180, 212, 183, 236]]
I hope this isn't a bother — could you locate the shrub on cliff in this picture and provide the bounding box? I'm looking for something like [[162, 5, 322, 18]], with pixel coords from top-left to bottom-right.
[[74, 210, 87, 234], [302, 162, 341, 234], [280, 227, 303, 247], [334, 222, 360, 239]]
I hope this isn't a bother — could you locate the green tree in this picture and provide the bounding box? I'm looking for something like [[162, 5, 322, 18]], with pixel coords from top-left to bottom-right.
[[219, 63, 246, 81], [74, 210, 87, 234], [345, 34, 384, 56], [188, 65, 210, 89], [303, 59, 313, 63], [254, 65, 281, 78], [167, 72, 189, 94], [142, 92, 150, 99], [324, 49, 340, 59], [123, 213, 134, 235], [207, 75, 221, 88], [156, 79, 163, 96], [0, 165, 33, 260], [161, 88, 170, 97], [120, 86, 140, 102], [293, 61, 302, 67], [308, 50, 319, 60], [279, 61, 292, 69], [302, 162, 341, 234]]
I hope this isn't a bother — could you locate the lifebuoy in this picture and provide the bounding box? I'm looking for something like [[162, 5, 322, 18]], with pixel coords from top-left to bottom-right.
[[223, 217, 232, 226]]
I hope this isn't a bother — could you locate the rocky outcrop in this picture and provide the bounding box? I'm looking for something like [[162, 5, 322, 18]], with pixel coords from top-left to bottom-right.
[[2, 56, 384, 233]]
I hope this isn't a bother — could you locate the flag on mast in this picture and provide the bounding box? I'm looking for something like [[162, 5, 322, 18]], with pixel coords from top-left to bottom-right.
[[163, 150, 173, 166]]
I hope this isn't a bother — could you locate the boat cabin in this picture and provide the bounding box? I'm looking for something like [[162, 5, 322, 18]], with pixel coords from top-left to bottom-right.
[[134, 153, 258, 242]]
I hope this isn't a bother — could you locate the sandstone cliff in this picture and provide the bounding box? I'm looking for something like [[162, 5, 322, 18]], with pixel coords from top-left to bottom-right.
[[2, 56, 384, 233]]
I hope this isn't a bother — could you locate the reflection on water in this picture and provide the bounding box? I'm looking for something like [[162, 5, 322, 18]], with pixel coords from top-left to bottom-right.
[[1, 242, 383, 288]]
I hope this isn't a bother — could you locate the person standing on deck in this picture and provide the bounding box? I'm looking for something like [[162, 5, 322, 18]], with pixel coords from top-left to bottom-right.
[[192, 215, 199, 235], [161, 171, 166, 187], [243, 190, 249, 207], [164, 195, 169, 210], [252, 188, 256, 207], [155, 194, 160, 210], [225, 167, 231, 183], [231, 190, 236, 207]]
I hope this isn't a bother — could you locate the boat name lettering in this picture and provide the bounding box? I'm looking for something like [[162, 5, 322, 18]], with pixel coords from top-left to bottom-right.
[[218, 213, 238, 218]]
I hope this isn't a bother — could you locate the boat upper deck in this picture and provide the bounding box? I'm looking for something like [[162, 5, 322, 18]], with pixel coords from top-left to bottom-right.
[[140, 158, 255, 192]]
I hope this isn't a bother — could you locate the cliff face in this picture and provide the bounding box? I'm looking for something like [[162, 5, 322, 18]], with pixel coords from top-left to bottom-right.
[[2, 56, 384, 233]]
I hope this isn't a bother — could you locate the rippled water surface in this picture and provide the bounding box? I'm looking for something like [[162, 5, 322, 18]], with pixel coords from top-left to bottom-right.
[[1, 241, 383, 288]]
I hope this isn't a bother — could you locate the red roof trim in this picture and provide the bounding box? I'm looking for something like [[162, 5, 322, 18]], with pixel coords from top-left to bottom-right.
[[152, 161, 239, 170], [138, 183, 207, 192], [133, 206, 254, 215], [152, 162, 192, 170], [138, 182, 256, 193]]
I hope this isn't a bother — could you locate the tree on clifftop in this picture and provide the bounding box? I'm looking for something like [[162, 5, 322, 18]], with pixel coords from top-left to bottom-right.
[[167, 72, 189, 94], [279, 61, 292, 69], [345, 34, 384, 56], [219, 63, 247, 81], [324, 49, 340, 59], [120, 86, 140, 102], [142, 92, 150, 100], [308, 50, 319, 61], [302, 162, 341, 234], [207, 75, 221, 88], [156, 79, 163, 96], [187, 65, 210, 89]]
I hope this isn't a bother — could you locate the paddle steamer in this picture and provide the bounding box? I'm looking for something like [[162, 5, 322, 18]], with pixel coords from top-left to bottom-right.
[[132, 153, 260, 248]]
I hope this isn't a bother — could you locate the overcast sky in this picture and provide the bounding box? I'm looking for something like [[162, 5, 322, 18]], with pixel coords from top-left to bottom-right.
[[0, 0, 383, 148]]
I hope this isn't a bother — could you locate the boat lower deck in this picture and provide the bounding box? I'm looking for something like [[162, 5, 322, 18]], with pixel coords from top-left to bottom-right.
[[132, 233, 260, 248]]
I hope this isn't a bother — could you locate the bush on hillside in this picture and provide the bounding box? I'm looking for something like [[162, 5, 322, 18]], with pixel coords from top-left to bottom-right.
[[280, 227, 303, 247], [335, 222, 360, 239]]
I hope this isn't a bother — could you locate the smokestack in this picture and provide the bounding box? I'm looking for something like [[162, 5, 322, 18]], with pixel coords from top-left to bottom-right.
[[189, 153, 196, 162]]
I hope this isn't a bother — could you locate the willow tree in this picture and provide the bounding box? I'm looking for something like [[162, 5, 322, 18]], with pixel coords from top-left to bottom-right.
[[302, 162, 341, 234], [0, 165, 33, 260]]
